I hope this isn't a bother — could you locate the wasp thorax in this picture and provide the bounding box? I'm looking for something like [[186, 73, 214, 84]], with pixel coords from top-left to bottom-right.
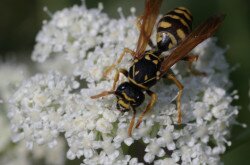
[[115, 82, 145, 111]]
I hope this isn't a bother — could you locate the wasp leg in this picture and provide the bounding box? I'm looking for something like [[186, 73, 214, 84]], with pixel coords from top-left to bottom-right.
[[112, 69, 128, 90], [167, 73, 183, 124], [103, 48, 135, 77], [91, 69, 128, 99], [128, 108, 136, 137], [136, 16, 156, 49], [182, 55, 206, 76], [135, 90, 157, 128]]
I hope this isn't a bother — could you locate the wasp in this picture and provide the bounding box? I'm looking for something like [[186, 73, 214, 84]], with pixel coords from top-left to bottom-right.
[[91, 0, 224, 136]]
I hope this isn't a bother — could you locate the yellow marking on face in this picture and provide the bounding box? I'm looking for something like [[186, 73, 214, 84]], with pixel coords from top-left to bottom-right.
[[166, 14, 190, 30], [174, 9, 192, 21], [153, 60, 158, 65], [128, 77, 148, 90], [118, 99, 130, 109], [158, 21, 172, 28], [177, 7, 192, 16], [135, 70, 139, 75], [134, 59, 139, 63], [122, 92, 135, 102], [177, 28, 186, 40], [144, 75, 148, 81], [145, 55, 151, 60]]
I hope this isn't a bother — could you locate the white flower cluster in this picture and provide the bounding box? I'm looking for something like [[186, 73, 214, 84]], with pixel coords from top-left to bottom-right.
[[0, 62, 29, 165], [32, 3, 137, 81], [0, 62, 30, 103], [0, 62, 66, 165], [8, 3, 239, 165]]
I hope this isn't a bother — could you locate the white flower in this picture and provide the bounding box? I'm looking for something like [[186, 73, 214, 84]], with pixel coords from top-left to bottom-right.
[[0, 60, 66, 165], [96, 118, 114, 133], [0, 62, 30, 102], [0, 115, 11, 152], [155, 158, 178, 165], [8, 2, 240, 165], [8, 72, 77, 149]]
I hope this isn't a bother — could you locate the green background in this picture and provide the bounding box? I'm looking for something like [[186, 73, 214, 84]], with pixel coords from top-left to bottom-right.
[[1, 0, 250, 164]]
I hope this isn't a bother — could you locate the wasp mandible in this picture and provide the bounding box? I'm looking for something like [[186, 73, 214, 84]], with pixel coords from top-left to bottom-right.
[[91, 0, 225, 136]]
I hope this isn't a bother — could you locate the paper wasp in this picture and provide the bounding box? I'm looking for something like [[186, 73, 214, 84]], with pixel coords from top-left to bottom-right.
[[91, 0, 224, 136]]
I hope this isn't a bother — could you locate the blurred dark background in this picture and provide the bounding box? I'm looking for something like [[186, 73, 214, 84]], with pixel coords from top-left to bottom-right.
[[0, 0, 249, 164]]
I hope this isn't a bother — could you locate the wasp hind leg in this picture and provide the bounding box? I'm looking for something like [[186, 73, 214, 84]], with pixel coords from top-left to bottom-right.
[[103, 48, 136, 77], [166, 73, 184, 124], [91, 69, 128, 99], [182, 55, 207, 76], [135, 90, 157, 128]]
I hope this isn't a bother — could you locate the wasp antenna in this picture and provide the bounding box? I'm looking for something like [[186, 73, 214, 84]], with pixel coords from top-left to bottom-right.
[[90, 91, 115, 99]]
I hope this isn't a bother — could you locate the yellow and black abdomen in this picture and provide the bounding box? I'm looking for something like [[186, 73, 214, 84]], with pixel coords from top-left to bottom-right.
[[156, 7, 193, 52]]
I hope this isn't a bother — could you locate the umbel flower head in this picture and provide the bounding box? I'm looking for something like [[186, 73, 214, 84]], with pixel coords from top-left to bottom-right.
[[8, 2, 240, 165]]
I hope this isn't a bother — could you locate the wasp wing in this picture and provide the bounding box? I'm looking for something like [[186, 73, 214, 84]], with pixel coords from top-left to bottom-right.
[[135, 0, 163, 59], [160, 14, 225, 76]]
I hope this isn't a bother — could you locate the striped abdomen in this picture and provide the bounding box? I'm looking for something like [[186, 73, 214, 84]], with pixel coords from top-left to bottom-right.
[[156, 7, 193, 52]]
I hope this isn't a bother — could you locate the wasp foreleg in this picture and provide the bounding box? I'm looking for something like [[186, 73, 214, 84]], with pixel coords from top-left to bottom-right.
[[91, 69, 128, 99], [103, 48, 136, 77], [112, 69, 128, 90], [135, 90, 157, 128]]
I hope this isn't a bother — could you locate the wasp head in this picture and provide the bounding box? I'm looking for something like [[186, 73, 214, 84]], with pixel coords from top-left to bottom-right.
[[115, 82, 145, 112]]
